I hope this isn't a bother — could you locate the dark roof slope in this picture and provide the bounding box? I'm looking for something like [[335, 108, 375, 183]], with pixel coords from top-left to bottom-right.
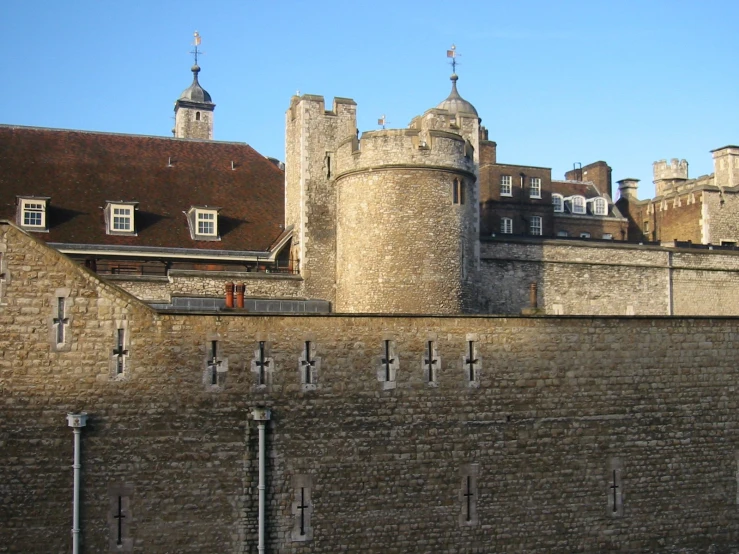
[[0, 125, 285, 252]]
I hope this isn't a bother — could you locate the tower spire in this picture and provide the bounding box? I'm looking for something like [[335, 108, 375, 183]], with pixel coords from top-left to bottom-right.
[[446, 44, 459, 75], [190, 31, 202, 66]]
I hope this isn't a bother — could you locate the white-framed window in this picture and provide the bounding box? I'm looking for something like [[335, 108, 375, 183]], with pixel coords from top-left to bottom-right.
[[500, 175, 512, 197], [198, 211, 215, 235], [580, 232, 591, 239], [113, 207, 132, 231], [530, 177, 541, 199], [557, 230, 569, 237], [552, 193, 564, 213], [105, 202, 138, 235], [501, 217, 513, 234], [187, 206, 221, 241], [568, 195, 586, 214], [530, 216, 542, 236], [602, 233, 613, 240], [17, 197, 49, 231], [590, 197, 608, 216]]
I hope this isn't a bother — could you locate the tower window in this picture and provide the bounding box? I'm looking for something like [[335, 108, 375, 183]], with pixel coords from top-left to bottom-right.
[[195, 111, 201, 121], [452, 179, 464, 205]]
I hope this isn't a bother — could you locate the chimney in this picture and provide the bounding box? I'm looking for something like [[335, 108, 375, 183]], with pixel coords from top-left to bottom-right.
[[617, 178, 639, 201], [235, 282, 245, 309], [224, 282, 234, 309]]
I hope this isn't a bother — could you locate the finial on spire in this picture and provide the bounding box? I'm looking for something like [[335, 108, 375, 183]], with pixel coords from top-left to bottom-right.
[[190, 31, 203, 66], [446, 44, 460, 75]]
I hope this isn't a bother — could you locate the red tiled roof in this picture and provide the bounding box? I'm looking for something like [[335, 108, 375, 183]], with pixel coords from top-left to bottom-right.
[[0, 125, 285, 252]]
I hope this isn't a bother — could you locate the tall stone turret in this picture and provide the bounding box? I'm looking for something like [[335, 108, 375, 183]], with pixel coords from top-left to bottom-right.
[[712, 146, 739, 188], [284, 95, 357, 304], [653, 158, 688, 196], [174, 64, 215, 140]]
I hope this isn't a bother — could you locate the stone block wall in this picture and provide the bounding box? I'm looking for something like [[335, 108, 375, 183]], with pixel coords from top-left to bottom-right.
[[6, 224, 739, 552], [111, 272, 304, 303], [479, 239, 739, 316]]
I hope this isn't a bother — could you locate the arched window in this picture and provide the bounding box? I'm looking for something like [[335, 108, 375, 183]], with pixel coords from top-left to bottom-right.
[[195, 111, 201, 121], [552, 194, 564, 213], [568, 195, 586, 214], [591, 197, 607, 216]]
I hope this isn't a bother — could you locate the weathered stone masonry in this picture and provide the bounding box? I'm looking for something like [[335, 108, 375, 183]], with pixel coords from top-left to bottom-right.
[[4, 223, 739, 553]]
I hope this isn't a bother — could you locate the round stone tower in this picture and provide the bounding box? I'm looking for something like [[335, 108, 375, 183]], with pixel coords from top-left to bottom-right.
[[333, 75, 480, 314]]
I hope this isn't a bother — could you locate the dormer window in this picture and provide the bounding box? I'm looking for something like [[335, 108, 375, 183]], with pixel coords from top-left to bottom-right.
[[104, 202, 138, 235], [187, 206, 221, 241], [552, 194, 564, 213], [17, 197, 49, 231], [589, 197, 608, 216], [567, 195, 586, 214]]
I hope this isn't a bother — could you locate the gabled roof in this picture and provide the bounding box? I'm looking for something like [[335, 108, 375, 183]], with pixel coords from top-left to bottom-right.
[[0, 125, 285, 253]]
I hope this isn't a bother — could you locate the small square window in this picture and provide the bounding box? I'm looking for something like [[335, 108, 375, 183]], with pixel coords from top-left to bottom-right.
[[530, 178, 541, 199], [557, 230, 569, 237], [500, 176, 512, 197], [105, 202, 138, 235], [530, 216, 542, 236], [17, 197, 49, 231], [187, 207, 221, 241], [501, 217, 512, 234], [580, 232, 591, 239], [603, 233, 613, 240], [197, 211, 215, 235], [113, 207, 132, 231]]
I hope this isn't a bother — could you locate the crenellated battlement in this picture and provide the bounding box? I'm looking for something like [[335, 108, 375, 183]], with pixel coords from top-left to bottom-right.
[[653, 158, 689, 182], [334, 125, 475, 178]]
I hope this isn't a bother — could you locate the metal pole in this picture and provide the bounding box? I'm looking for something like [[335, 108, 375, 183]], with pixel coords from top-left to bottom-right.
[[252, 407, 271, 554], [67, 413, 87, 554]]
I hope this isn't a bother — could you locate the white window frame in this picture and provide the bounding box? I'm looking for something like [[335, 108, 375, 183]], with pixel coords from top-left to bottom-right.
[[197, 210, 216, 236], [530, 216, 542, 236], [500, 175, 512, 197], [187, 206, 221, 241], [105, 202, 138, 235], [568, 195, 586, 214], [590, 197, 608, 216], [552, 193, 564, 213], [500, 217, 513, 234], [530, 177, 541, 199], [602, 233, 613, 240], [17, 197, 49, 231], [580, 232, 591, 239], [557, 230, 569, 237]]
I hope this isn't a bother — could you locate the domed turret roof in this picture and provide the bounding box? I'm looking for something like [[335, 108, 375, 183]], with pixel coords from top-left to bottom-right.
[[178, 65, 213, 104], [436, 74, 477, 117]]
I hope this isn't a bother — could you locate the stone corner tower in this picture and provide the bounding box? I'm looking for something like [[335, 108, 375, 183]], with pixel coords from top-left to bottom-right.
[[174, 63, 215, 140]]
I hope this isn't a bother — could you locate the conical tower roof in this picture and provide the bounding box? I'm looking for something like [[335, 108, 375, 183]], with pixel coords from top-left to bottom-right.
[[178, 64, 213, 105], [436, 74, 477, 116]]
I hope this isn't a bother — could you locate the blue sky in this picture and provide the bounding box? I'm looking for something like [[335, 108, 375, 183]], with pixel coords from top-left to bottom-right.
[[2, 0, 737, 199]]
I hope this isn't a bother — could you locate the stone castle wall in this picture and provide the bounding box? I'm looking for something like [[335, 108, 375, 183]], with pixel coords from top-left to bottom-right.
[[5, 223, 739, 552], [479, 239, 739, 316], [110, 272, 304, 303]]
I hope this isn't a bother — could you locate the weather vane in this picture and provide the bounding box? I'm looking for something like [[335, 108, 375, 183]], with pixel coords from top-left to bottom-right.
[[447, 44, 460, 73], [190, 31, 203, 65], [378, 114, 387, 129]]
